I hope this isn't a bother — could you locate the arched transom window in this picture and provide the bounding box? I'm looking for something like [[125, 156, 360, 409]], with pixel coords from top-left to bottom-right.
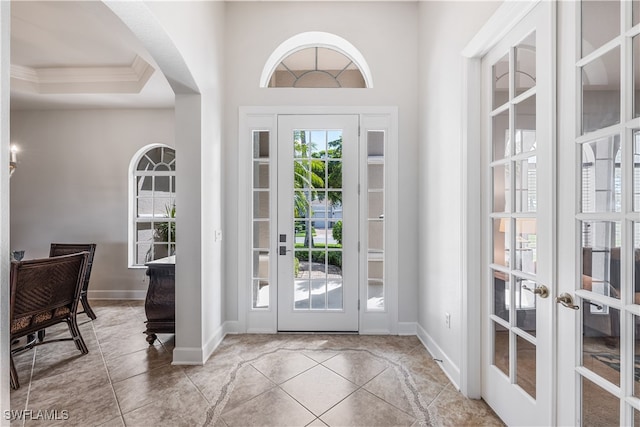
[[260, 31, 373, 89], [129, 144, 176, 267], [269, 47, 365, 88]]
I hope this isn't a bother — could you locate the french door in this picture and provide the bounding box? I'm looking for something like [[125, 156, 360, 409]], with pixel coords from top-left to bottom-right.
[[276, 115, 359, 331], [556, 1, 640, 425], [481, 2, 554, 425]]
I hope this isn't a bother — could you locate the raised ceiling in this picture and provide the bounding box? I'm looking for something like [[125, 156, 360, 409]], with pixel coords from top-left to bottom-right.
[[10, 1, 175, 110]]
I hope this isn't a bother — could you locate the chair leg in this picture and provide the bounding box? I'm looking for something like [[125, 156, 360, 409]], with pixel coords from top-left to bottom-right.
[[10, 355, 19, 390], [81, 293, 97, 320], [66, 317, 88, 354], [37, 329, 45, 342]]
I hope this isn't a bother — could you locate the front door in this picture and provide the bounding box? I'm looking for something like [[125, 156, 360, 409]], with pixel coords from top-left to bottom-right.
[[277, 115, 359, 331], [480, 3, 554, 425]]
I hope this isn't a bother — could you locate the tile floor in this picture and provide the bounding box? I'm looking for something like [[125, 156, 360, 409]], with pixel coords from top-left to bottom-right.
[[9, 301, 503, 427]]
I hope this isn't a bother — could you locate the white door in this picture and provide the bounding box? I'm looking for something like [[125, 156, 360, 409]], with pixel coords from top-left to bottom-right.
[[557, 1, 640, 424], [277, 115, 359, 331], [481, 3, 554, 425]]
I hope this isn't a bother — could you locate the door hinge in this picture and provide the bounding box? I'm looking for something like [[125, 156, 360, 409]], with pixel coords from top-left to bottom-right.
[[358, 241, 361, 252], [358, 126, 361, 137], [358, 299, 361, 310], [358, 183, 361, 195]]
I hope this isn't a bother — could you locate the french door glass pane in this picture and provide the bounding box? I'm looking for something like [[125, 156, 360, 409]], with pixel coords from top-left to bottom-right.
[[515, 157, 537, 213], [516, 335, 536, 398], [493, 110, 510, 161], [493, 164, 510, 213], [634, 314, 640, 397], [581, 136, 622, 213], [635, 36, 640, 118], [493, 218, 510, 267], [516, 219, 537, 275], [581, 221, 622, 300], [635, 0, 640, 27], [582, 376, 620, 425], [515, 278, 537, 336], [582, 298, 620, 387], [515, 32, 536, 97], [493, 53, 510, 109], [515, 96, 536, 155], [581, 0, 620, 58], [493, 321, 509, 377], [582, 48, 621, 134], [633, 132, 640, 211], [493, 270, 510, 322]]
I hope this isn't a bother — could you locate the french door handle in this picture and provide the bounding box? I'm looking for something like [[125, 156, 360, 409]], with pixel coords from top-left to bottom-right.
[[556, 293, 580, 310], [521, 284, 549, 298]]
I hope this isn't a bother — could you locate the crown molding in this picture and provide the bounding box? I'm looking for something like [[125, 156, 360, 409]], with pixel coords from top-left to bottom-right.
[[10, 54, 154, 94]]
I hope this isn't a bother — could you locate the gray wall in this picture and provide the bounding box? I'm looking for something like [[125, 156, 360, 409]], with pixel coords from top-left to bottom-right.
[[223, 1, 420, 324], [10, 109, 175, 297]]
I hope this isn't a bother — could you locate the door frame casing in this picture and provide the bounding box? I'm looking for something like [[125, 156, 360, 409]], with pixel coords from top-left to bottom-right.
[[460, 0, 555, 404], [238, 106, 399, 335]]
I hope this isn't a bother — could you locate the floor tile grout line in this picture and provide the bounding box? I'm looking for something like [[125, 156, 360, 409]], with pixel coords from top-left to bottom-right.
[[90, 317, 126, 425]]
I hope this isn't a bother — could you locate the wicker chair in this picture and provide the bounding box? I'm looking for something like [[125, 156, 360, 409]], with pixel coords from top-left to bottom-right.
[[10, 252, 90, 389], [49, 243, 97, 320]]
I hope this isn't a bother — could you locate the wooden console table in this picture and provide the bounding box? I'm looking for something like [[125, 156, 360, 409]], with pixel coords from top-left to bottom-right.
[[144, 255, 175, 345]]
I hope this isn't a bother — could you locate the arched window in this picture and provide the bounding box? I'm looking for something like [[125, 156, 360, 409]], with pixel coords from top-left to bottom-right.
[[260, 32, 373, 88], [129, 144, 176, 267]]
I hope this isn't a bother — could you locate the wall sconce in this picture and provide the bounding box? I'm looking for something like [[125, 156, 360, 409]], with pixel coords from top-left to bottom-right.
[[9, 144, 17, 177]]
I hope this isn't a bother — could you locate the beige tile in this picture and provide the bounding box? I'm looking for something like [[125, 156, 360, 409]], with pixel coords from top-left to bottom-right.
[[123, 387, 209, 427], [222, 387, 315, 427], [96, 416, 125, 427], [428, 385, 505, 427], [105, 344, 172, 383], [112, 363, 195, 414], [183, 357, 242, 403], [302, 349, 339, 363], [322, 351, 388, 385], [221, 364, 276, 412], [400, 347, 450, 386], [306, 418, 328, 427], [281, 365, 358, 416], [251, 351, 317, 384], [363, 367, 415, 415], [320, 389, 416, 427]]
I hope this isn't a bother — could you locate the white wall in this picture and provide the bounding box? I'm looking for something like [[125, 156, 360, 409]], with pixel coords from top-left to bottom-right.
[[224, 1, 419, 326], [9, 109, 175, 298], [417, 0, 500, 386]]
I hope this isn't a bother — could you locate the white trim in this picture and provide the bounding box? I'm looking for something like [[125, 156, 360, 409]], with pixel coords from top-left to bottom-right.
[[259, 32, 373, 88], [87, 290, 147, 300], [397, 322, 417, 336], [416, 323, 461, 390], [10, 55, 154, 94], [460, 0, 543, 401], [172, 321, 228, 365], [1, 0, 10, 419]]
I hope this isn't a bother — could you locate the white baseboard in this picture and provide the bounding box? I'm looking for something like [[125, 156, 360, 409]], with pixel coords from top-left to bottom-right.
[[416, 323, 461, 390], [87, 290, 146, 300], [172, 320, 239, 365], [397, 321, 417, 335]]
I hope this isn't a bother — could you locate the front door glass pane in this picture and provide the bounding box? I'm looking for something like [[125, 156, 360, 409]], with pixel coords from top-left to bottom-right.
[[581, 0, 620, 58], [493, 321, 509, 377], [367, 131, 385, 311], [493, 53, 510, 109], [293, 129, 343, 311], [582, 48, 621, 134], [516, 278, 537, 336]]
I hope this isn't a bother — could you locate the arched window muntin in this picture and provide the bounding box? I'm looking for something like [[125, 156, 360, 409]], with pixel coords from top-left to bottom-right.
[[129, 143, 176, 267], [260, 31, 373, 89]]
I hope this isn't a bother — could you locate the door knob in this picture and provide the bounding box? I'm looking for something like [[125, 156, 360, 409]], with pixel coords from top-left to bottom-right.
[[521, 284, 549, 298], [556, 293, 580, 310]]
